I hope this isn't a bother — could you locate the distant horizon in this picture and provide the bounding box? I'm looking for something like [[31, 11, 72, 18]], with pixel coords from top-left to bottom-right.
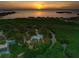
[[0, 8, 79, 10]]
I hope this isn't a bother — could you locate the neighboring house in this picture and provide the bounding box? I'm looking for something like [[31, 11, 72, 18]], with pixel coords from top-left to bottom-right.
[[0, 30, 16, 55], [0, 43, 10, 54], [0, 40, 16, 55]]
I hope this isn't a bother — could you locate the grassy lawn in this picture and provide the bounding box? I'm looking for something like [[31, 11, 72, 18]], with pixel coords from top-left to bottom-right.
[[0, 18, 79, 58]]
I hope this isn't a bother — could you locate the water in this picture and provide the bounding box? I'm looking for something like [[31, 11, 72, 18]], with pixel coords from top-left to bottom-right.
[[0, 9, 79, 19]]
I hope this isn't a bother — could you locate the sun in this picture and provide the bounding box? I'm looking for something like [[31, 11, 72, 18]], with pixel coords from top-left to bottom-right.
[[34, 4, 44, 10]]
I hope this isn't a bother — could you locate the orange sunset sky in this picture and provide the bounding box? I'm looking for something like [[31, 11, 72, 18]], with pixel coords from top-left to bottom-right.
[[0, 1, 79, 9]]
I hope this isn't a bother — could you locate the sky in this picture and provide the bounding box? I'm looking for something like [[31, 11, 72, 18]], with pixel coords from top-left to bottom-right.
[[0, 1, 79, 9]]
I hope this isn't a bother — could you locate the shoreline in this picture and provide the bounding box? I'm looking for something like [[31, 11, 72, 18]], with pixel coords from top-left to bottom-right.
[[0, 16, 79, 19], [0, 17, 79, 24]]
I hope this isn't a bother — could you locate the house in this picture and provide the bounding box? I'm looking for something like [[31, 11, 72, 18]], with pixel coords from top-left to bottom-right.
[[0, 40, 16, 55], [0, 30, 16, 55], [0, 42, 10, 55]]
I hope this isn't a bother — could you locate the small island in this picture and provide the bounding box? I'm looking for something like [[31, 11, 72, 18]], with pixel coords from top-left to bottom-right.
[[77, 13, 79, 15], [56, 11, 72, 14], [0, 11, 16, 17]]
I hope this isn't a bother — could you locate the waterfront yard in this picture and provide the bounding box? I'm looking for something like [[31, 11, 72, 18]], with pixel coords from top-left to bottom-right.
[[0, 17, 79, 58]]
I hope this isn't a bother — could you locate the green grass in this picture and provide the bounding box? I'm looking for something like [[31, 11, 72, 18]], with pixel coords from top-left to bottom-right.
[[0, 18, 79, 58], [0, 39, 6, 44]]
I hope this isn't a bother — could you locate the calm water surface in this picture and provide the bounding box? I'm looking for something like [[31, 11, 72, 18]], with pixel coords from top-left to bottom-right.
[[0, 10, 79, 19]]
